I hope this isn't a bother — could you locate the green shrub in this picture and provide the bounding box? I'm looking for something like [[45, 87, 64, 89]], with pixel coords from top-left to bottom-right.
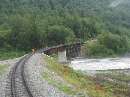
[[84, 40, 114, 57], [44, 55, 114, 97], [98, 32, 130, 54], [83, 32, 130, 57], [0, 64, 8, 74], [0, 48, 26, 60]]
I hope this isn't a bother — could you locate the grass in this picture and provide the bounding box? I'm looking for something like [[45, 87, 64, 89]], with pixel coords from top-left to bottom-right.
[[44, 55, 115, 97], [0, 48, 26, 60], [96, 72, 130, 82], [43, 72, 76, 95], [0, 64, 8, 75], [95, 71, 130, 97], [102, 81, 130, 97]]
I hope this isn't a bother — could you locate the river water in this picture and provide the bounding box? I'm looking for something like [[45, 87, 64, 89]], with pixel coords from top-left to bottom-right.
[[70, 57, 130, 71]]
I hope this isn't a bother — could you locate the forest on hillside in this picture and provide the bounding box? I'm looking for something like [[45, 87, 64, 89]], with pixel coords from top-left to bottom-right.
[[0, 0, 130, 57]]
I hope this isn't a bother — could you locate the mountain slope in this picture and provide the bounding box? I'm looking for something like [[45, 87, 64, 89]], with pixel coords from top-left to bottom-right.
[[0, 0, 130, 51], [0, 0, 130, 28]]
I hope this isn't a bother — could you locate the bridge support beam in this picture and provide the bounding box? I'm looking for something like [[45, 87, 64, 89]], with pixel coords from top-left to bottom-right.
[[58, 49, 67, 63]]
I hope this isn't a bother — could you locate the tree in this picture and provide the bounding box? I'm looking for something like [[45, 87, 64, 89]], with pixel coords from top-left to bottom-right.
[[84, 40, 114, 57], [0, 36, 5, 47], [46, 25, 75, 46], [98, 32, 130, 54]]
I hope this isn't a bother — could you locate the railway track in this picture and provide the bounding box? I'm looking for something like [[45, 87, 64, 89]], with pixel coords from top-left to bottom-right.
[[5, 43, 82, 97], [5, 47, 60, 97], [6, 54, 33, 97]]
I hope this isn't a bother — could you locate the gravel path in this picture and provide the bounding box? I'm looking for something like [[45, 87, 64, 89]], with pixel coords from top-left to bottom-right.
[[0, 57, 22, 97], [25, 53, 71, 97]]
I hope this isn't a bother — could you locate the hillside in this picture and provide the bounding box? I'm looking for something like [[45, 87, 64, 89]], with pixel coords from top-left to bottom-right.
[[0, 0, 130, 27], [0, 0, 130, 57]]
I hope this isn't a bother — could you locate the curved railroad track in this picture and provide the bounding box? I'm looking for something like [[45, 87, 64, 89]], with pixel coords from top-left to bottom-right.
[[5, 43, 82, 97], [6, 47, 55, 97], [7, 54, 33, 97]]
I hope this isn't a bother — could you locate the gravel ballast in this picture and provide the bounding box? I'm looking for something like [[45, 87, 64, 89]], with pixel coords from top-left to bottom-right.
[[0, 57, 21, 97], [25, 53, 71, 97]]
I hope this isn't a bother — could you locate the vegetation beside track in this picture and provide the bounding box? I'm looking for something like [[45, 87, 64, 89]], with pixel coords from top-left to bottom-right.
[[95, 71, 130, 97], [44, 55, 115, 97], [0, 48, 26, 60], [0, 64, 8, 74]]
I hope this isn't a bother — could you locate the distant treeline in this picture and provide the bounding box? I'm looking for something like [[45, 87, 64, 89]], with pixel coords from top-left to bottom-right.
[[0, 0, 130, 56]]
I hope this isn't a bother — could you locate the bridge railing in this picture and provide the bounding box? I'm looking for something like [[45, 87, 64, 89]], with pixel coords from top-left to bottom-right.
[[37, 42, 83, 59]]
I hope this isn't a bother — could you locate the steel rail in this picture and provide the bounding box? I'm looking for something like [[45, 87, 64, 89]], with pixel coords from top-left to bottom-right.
[[10, 54, 33, 97], [21, 54, 34, 97], [11, 56, 26, 97], [10, 42, 82, 97]]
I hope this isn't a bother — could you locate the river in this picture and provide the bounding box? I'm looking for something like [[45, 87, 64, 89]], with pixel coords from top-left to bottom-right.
[[70, 57, 130, 71]]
